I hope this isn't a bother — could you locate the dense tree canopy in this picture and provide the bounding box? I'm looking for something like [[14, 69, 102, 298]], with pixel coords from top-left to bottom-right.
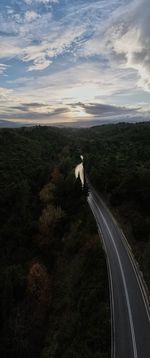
[[0, 126, 110, 358], [0, 122, 149, 358], [78, 122, 150, 288]]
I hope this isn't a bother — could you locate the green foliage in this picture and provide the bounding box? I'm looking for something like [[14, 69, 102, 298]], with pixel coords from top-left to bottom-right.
[[39, 182, 56, 204], [78, 122, 150, 288], [41, 234, 110, 358], [0, 126, 110, 358], [39, 205, 65, 235], [1, 122, 149, 358]]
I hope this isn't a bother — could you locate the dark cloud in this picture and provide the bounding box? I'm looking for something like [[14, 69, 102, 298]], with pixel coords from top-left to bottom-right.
[[0, 100, 149, 127], [11, 102, 52, 112], [71, 102, 140, 117], [0, 30, 17, 37], [23, 102, 50, 108], [0, 104, 70, 121], [0, 119, 30, 127]]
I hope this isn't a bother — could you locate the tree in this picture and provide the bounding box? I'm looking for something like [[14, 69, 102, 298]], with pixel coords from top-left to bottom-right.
[[39, 182, 55, 204], [39, 205, 65, 235]]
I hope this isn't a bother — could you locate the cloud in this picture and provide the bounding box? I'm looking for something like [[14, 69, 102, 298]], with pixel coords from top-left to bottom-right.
[[0, 87, 13, 99], [0, 64, 9, 75], [25, 11, 40, 22], [31, 62, 136, 99], [0, 0, 122, 73], [0, 97, 71, 123], [0, 7, 86, 71], [20, 102, 50, 108], [27, 57, 52, 71], [106, 0, 150, 91], [24, 0, 59, 4], [71, 102, 140, 118], [0, 0, 150, 127], [7, 61, 138, 106], [1, 99, 149, 127], [0, 79, 149, 126], [82, 0, 150, 92], [11, 102, 51, 112], [0, 119, 31, 128]]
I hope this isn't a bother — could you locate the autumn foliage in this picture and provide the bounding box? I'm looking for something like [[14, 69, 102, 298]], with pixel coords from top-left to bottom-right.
[[27, 261, 50, 307]]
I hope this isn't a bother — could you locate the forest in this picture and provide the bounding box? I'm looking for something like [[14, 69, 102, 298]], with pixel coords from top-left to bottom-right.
[[0, 126, 110, 358], [0, 122, 150, 358], [78, 122, 150, 289]]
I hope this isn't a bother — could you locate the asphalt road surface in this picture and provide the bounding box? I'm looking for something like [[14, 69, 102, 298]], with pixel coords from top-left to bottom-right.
[[88, 185, 150, 358]]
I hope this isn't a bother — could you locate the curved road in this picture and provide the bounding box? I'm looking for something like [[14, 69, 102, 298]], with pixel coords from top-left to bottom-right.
[[87, 184, 150, 358]]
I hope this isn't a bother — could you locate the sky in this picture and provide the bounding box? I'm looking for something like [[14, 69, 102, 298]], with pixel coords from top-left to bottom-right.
[[0, 0, 150, 127]]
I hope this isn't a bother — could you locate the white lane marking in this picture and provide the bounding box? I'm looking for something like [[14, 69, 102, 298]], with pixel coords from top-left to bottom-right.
[[94, 192, 150, 321], [120, 231, 150, 321], [93, 196, 138, 358], [88, 196, 116, 358]]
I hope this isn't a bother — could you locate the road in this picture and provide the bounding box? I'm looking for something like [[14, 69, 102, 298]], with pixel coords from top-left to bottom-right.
[[87, 184, 150, 358]]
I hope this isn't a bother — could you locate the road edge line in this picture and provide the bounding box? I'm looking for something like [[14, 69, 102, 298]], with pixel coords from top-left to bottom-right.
[[88, 194, 115, 358], [98, 206, 138, 358]]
